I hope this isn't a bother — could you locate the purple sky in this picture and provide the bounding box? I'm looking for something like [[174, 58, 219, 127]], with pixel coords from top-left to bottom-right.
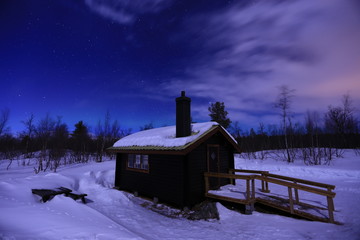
[[1, 0, 360, 134]]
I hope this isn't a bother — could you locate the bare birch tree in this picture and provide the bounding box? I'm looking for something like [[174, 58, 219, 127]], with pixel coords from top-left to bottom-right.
[[96, 111, 122, 162], [304, 110, 322, 165], [275, 85, 295, 162]]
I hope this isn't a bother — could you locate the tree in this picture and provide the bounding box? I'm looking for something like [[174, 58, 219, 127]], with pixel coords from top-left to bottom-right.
[[50, 117, 69, 171], [208, 102, 231, 129], [34, 114, 55, 172], [35, 114, 55, 150], [21, 113, 36, 157], [257, 122, 269, 159], [72, 121, 90, 142], [342, 94, 357, 134], [0, 108, 10, 137], [1, 133, 20, 169], [325, 94, 357, 135], [229, 121, 242, 139], [95, 111, 110, 162], [71, 121, 91, 163], [324, 94, 358, 148], [0, 108, 14, 166], [121, 128, 132, 137], [303, 110, 323, 165], [139, 122, 154, 131], [95, 111, 122, 162], [274, 85, 295, 162]]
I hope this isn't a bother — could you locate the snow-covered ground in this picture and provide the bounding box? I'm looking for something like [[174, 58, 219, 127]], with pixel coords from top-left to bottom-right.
[[1, 151, 359, 240]]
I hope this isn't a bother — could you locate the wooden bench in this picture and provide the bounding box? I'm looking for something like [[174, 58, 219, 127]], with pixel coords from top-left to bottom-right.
[[32, 187, 72, 202], [64, 192, 88, 204], [32, 187, 87, 203]]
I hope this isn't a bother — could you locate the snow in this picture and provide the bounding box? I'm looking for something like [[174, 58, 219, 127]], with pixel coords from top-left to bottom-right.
[[1, 151, 360, 239], [113, 122, 229, 148]]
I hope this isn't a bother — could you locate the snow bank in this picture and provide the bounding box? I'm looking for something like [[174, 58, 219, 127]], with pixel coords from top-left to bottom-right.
[[235, 152, 360, 180], [0, 161, 140, 240], [0, 150, 359, 239]]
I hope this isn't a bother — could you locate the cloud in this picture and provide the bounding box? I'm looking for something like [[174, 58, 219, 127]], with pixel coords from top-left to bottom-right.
[[85, 0, 173, 24], [160, 0, 360, 128]]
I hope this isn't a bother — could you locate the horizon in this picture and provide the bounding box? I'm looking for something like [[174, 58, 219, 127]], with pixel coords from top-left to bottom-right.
[[1, 0, 360, 135]]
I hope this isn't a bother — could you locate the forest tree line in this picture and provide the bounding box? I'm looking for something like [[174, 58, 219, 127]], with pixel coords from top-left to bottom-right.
[[0, 110, 133, 172], [0, 86, 359, 171], [225, 88, 360, 164]]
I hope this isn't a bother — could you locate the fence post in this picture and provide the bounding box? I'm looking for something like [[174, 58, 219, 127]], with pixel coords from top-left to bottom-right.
[[326, 186, 335, 223], [251, 177, 255, 200], [245, 178, 254, 214], [288, 187, 294, 214], [327, 196, 335, 223], [327, 187, 335, 211], [261, 172, 270, 193], [229, 170, 235, 185], [246, 179, 250, 201], [294, 181, 299, 204]]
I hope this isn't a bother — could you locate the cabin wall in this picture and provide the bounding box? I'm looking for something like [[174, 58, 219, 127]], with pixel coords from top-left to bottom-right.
[[185, 145, 207, 206], [115, 153, 185, 207], [185, 133, 235, 206], [114, 153, 122, 187], [114, 133, 236, 208]]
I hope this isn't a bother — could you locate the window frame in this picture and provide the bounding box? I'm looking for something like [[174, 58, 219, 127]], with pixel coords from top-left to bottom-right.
[[126, 154, 149, 173]]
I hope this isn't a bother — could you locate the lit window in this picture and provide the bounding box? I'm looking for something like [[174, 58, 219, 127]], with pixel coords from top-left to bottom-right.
[[127, 154, 149, 172], [127, 154, 135, 168], [135, 155, 141, 168], [141, 155, 149, 170]]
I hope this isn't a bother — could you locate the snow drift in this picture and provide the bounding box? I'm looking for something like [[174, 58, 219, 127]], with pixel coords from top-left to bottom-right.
[[1, 151, 360, 239]]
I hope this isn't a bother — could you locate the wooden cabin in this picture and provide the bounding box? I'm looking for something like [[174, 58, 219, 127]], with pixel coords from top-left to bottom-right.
[[108, 91, 240, 208]]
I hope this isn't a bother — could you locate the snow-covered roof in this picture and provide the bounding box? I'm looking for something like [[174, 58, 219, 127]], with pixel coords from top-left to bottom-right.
[[109, 122, 237, 152]]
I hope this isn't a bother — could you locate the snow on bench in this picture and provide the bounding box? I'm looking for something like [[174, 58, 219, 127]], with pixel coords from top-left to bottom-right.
[[64, 191, 88, 204], [31, 187, 87, 203]]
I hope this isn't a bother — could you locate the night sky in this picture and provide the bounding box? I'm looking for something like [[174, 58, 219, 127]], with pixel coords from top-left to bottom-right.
[[1, 0, 360, 134]]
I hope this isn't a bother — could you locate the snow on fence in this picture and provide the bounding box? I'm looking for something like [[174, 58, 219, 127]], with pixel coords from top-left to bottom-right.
[[204, 169, 337, 224]]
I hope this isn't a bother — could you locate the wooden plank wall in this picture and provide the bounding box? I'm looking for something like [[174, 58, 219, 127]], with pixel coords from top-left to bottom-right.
[[114, 133, 236, 208], [116, 153, 186, 207], [186, 133, 235, 206]]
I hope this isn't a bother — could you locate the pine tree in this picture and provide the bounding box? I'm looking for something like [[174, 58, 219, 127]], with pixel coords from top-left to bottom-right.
[[208, 102, 231, 129], [72, 121, 89, 141], [71, 121, 91, 161]]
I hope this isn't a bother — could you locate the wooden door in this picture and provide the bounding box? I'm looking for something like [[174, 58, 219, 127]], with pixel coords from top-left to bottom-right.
[[207, 145, 220, 190]]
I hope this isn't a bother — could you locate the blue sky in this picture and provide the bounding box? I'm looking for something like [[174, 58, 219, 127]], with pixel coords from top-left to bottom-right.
[[1, 0, 360, 134]]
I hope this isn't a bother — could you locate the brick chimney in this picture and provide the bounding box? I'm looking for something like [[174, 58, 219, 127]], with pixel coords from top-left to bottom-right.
[[176, 91, 191, 138]]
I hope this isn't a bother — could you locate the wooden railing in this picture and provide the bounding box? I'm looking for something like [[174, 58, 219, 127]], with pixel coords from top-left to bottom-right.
[[229, 169, 270, 193], [204, 169, 337, 223], [204, 172, 256, 206]]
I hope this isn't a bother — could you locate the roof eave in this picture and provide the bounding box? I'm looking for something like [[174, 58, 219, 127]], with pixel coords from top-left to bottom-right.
[[182, 125, 241, 154], [106, 147, 187, 155], [218, 126, 242, 153], [107, 125, 241, 155]]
